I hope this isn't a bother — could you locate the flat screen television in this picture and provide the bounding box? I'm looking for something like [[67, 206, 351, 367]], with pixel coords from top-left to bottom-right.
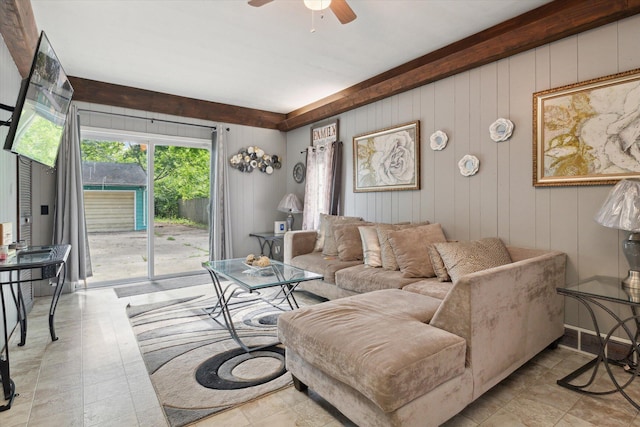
[[3, 31, 74, 168]]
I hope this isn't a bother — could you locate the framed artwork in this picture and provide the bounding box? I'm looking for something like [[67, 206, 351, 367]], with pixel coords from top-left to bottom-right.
[[533, 68, 640, 187], [353, 121, 420, 192]]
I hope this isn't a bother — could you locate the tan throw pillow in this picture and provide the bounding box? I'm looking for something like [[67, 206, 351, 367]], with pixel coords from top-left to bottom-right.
[[377, 222, 429, 271], [427, 244, 450, 282], [432, 237, 512, 283], [388, 223, 447, 278], [359, 225, 382, 267], [313, 214, 362, 253], [321, 215, 363, 257], [334, 222, 373, 261]]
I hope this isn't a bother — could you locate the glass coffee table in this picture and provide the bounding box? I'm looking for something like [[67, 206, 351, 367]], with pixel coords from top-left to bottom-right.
[[201, 258, 323, 352]]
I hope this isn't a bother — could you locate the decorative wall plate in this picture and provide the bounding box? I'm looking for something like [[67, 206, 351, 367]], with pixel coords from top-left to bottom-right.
[[489, 118, 514, 142], [429, 130, 448, 151], [458, 155, 479, 176], [293, 162, 306, 183]]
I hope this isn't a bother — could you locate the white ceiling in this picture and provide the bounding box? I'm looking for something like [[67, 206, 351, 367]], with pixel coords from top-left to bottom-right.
[[30, 0, 550, 114]]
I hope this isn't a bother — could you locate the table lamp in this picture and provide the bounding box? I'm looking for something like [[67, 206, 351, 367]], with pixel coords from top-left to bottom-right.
[[594, 179, 640, 289], [277, 193, 303, 231]]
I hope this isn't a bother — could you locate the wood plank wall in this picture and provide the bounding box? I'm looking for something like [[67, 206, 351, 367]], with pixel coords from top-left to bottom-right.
[[285, 15, 640, 333], [0, 34, 21, 352]]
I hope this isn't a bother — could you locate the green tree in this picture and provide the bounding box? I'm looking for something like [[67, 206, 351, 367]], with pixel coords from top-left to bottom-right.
[[81, 140, 210, 220]]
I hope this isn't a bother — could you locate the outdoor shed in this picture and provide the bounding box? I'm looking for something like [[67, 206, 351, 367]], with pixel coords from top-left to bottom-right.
[[82, 161, 148, 232]]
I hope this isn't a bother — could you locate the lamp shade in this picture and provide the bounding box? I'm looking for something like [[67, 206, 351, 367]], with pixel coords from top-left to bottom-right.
[[277, 193, 303, 213], [594, 179, 640, 232]]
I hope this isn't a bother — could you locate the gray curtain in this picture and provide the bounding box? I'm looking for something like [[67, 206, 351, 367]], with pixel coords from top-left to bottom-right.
[[302, 141, 342, 230], [54, 104, 92, 287], [209, 127, 233, 260]]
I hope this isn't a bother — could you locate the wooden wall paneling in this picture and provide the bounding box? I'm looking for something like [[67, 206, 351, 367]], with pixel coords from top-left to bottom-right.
[[411, 89, 424, 223], [495, 59, 511, 244], [548, 36, 581, 328], [479, 63, 499, 238], [379, 98, 394, 223], [453, 72, 472, 241], [0, 36, 21, 352], [533, 46, 551, 250], [507, 51, 537, 248], [351, 106, 370, 219], [468, 68, 482, 241], [397, 91, 414, 223], [432, 77, 456, 231], [420, 84, 436, 223], [618, 15, 640, 71]]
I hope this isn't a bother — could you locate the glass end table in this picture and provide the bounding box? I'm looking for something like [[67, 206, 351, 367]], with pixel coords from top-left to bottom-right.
[[557, 275, 640, 410]]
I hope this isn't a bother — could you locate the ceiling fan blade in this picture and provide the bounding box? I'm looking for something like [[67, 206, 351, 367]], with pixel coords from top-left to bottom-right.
[[248, 0, 273, 7], [330, 0, 356, 24]]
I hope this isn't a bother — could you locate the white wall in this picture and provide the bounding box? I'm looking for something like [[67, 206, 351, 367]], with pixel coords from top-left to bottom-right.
[[77, 102, 288, 259], [285, 15, 640, 332], [0, 34, 21, 351]]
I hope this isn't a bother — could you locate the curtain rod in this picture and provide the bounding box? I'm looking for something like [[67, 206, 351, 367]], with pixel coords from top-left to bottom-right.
[[77, 108, 228, 131]]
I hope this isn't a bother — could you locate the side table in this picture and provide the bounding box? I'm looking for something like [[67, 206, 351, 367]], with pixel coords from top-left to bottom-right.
[[557, 275, 640, 410], [249, 232, 284, 261], [0, 244, 71, 411]]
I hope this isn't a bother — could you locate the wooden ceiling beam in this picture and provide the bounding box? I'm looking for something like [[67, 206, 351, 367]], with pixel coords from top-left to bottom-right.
[[0, 0, 39, 78], [278, 0, 640, 131], [68, 77, 286, 130]]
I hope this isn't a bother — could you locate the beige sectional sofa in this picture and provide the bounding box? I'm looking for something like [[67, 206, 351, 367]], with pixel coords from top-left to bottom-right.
[[279, 216, 567, 426]]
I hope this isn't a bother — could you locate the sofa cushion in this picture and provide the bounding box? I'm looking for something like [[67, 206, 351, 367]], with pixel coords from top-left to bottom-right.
[[290, 252, 361, 284], [433, 237, 512, 283], [359, 225, 382, 267], [377, 223, 423, 271], [319, 215, 364, 256], [313, 214, 363, 253], [335, 264, 421, 293], [334, 222, 374, 261], [278, 289, 466, 413], [388, 223, 447, 278], [427, 244, 451, 282], [402, 278, 455, 300]]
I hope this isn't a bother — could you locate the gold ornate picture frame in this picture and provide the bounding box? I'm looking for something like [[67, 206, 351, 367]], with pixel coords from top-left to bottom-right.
[[353, 121, 420, 192], [533, 68, 640, 187]]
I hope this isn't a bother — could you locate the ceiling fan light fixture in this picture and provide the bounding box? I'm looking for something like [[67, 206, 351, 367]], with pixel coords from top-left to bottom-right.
[[304, 0, 331, 11]]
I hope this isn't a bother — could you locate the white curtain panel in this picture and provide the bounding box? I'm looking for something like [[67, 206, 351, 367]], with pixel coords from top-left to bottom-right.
[[209, 127, 233, 260], [302, 142, 335, 230], [54, 104, 92, 287]]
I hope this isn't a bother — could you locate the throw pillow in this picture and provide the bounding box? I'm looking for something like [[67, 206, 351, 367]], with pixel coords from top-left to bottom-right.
[[427, 244, 450, 282], [321, 215, 364, 257], [313, 214, 362, 253], [388, 223, 447, 278], [334, 222, 374, 261], [432, 237, 512, 283], [359, 225, 382, 267], [377, 222, 429, 271]]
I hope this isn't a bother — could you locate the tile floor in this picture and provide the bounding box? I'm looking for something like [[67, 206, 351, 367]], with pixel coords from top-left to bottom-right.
[[2, 281, 640, 426]]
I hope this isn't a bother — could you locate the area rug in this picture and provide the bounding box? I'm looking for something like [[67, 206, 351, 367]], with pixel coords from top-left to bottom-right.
[[114, 274, 212, 298], [127, 290, 302, 427]]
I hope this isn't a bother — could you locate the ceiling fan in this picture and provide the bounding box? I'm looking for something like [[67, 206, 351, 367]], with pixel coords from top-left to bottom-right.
[[248, 0, 357, 25]]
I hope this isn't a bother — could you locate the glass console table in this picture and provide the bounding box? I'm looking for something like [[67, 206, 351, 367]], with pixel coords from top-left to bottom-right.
[[0, 244, 71, 411], [557, 275, 640, 410]]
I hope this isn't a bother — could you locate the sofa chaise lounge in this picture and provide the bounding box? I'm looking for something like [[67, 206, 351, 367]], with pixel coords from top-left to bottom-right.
[[278, 217, 567, 426]]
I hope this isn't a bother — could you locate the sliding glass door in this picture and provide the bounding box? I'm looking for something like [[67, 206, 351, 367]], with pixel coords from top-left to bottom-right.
[[81, 129, 210, 285]]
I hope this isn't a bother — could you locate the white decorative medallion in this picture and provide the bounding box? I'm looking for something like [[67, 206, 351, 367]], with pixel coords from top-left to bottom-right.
[[489, 118, 514, 142], [458, 155, 480, 176], [429, 130, 448, 151]]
